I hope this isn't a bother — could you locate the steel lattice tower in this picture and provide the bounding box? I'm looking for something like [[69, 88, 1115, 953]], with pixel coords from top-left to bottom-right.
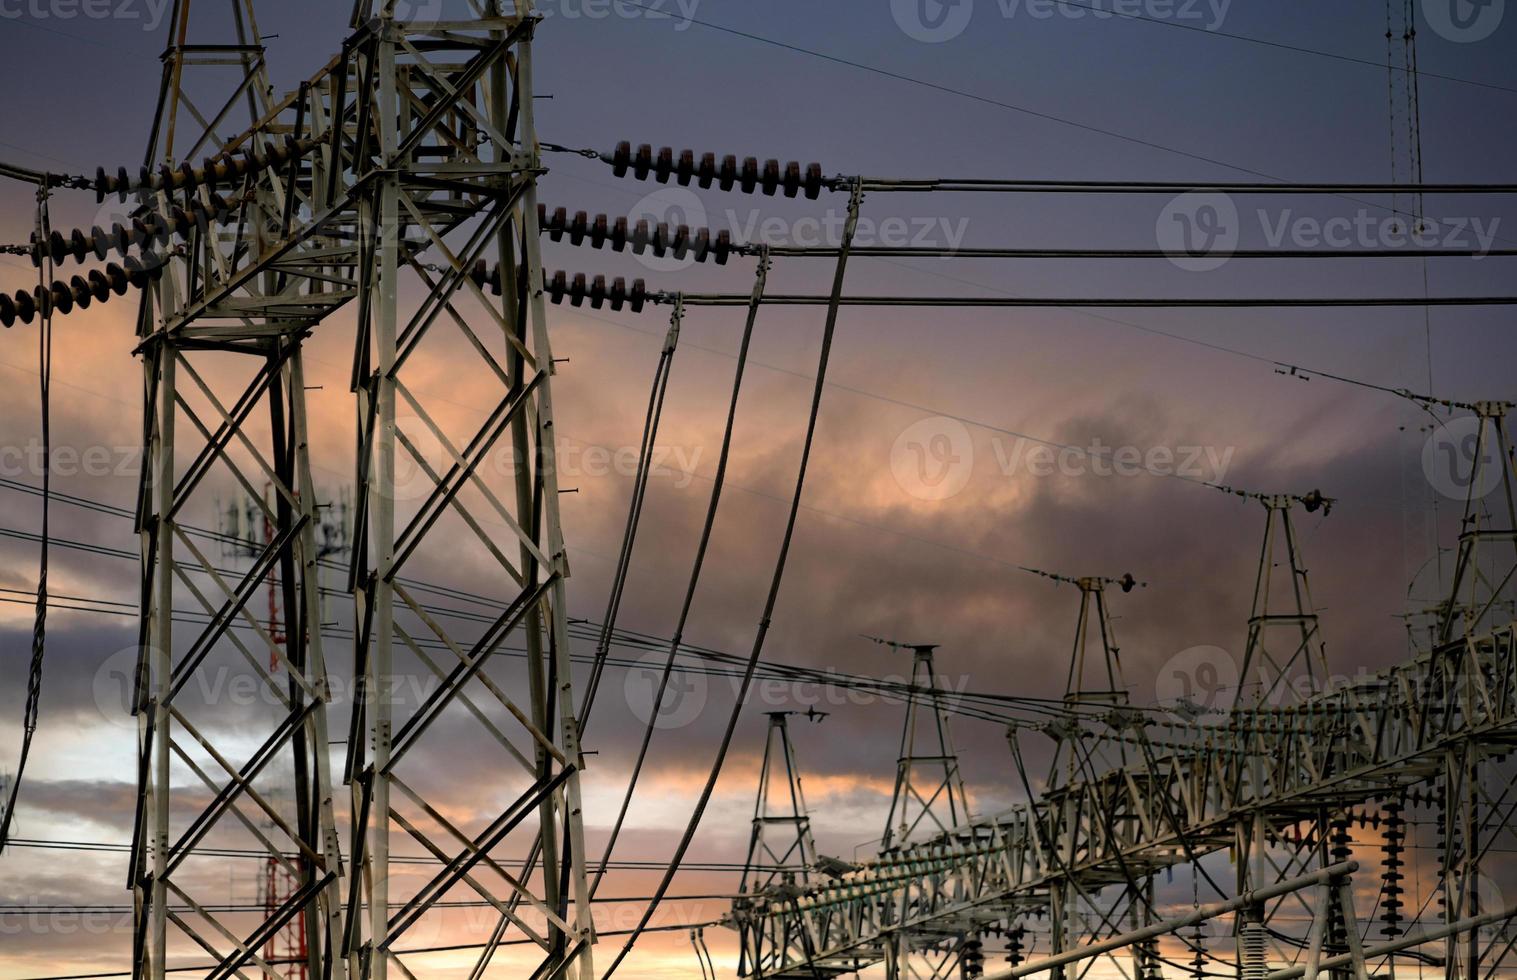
[[129, 2, 595, 976]]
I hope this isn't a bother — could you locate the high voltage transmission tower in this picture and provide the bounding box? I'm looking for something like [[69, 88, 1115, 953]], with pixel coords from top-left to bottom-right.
[[5, 4, 1517, 979], [118, 2, 596, 977]]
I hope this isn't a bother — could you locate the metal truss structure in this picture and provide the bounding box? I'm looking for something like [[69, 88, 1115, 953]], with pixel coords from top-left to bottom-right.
[[737, 712, 823, 979], [130, 3, 593, 977], [733, 441, 1517, 980], [733, 616, 1517, 977], [741, 712, 821, 897], [7, 4, 1514, 979], [876, 642, 972, 854]]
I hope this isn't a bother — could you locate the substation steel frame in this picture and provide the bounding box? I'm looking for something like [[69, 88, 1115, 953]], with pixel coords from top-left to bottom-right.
[[131, 4, 595, 979], [733, 621, 1517, 977]]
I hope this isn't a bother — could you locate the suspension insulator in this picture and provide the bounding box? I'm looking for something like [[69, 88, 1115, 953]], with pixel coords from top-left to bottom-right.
[[1381, 798, 1405, 939], [466, 258, 504, 296], [86, 269, 110, 302], [123, 254, 160, 289], [760, 158, 780, 195], [87, 227, 109, 261], [543, 269, 646, 313], [40, 281, 68, 316], [782, 160, 802, 198], [1005, 925, 1024, 967], [90, 136, 318, 202], [738, 156, 759, 194], [536, 204, 733, 264], [15, 288, 36, 324], [1188, 924, 1206, 978], [68, 275, 91, 310], [0, 292, 14, 329], [104, 262, 130, 296], [602, 143, 828, 198]]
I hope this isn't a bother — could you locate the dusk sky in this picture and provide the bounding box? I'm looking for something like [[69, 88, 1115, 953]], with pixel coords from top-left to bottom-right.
[[0, 0, 1514, 977]]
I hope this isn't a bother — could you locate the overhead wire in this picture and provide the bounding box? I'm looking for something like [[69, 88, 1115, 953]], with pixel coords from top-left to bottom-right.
[[579, 302, 682, 731], [591, 258, 767, 900], [0, 522, 1100, 729], [601, 187, 861, 979], [0, 182, 54, 855], [1038, 0, 1516, 95]]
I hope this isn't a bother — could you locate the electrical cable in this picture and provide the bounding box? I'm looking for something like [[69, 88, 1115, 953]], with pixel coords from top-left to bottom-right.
[[0, 184, 54, 855], [666, 292, 1517, 308], [590, 257, 768, 900], [601, 187, 860, 979], [579, 302, 681, 730], [603, 0, 1508, 189], [1039, 0, 1517, 95]]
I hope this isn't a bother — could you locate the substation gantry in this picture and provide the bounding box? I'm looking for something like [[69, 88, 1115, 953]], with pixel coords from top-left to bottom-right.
[[5, 3, 1517, 978]]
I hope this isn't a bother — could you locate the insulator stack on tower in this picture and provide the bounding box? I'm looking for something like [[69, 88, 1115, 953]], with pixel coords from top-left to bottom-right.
[[1139, 937, 1164, 980], [1005, 924, 1025, 967], [1239, 920, 1269, 980], [1381, 797, 1405, 939], [542, 269, 649, 312], [960, 937, 985, 979], [1188, 925, 1207, 980], [0, 253, 166, 327], [1327, 818, 1353, 974], [539, 203, 735, 263], [90, 134, 321, 203], [602, 140, 828, 198], [28, 193, 240, 267]]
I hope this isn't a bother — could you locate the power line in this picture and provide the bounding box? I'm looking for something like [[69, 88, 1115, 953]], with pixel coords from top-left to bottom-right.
[[3, 836, 781, 872], [1028, 0, 1517, 96], [610, 0, 1510, 182]]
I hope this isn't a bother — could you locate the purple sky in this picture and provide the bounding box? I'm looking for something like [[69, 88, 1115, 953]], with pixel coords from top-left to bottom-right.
[[0, 0, 1515, 976]]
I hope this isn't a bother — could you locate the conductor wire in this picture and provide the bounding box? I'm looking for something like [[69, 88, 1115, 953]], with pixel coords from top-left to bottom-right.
[[0, 182, 54, 853], [601, 188, 861, 979]]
